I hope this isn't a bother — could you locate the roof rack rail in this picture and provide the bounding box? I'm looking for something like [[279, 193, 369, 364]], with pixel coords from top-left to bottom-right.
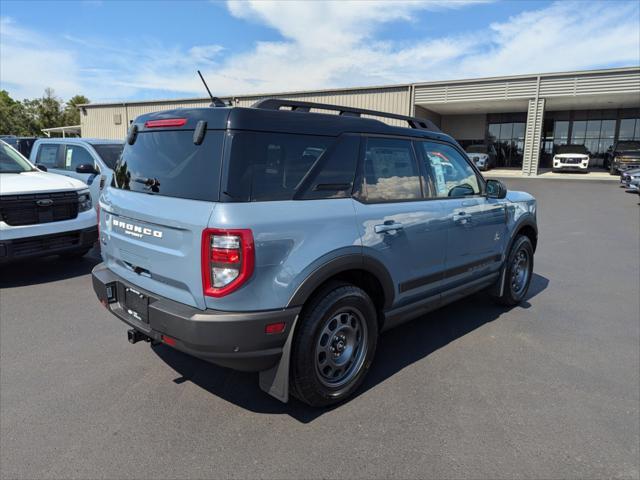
[[251, 98, 440, 131]]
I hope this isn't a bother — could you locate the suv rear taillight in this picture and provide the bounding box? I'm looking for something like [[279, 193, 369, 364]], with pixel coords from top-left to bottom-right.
[[202, 228, 254, 297]]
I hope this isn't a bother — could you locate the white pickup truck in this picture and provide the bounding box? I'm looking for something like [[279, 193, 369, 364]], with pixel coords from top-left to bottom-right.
[[0, 140, 98, 263]]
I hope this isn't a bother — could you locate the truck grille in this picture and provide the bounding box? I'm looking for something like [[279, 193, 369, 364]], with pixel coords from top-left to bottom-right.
[[563, 158, 582, 164], [0, 191, 79, 226]]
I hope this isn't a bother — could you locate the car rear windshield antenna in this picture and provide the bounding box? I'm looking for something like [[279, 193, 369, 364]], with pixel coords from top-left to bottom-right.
[[197, 70, 227, 108]]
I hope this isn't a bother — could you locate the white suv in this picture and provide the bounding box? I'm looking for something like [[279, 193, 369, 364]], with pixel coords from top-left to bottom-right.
[[553, 144, 590, 172], [0, 140, 98, 263]]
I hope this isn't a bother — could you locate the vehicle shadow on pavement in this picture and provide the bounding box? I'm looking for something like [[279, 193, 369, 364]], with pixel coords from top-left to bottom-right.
[[152, 273, 549, 423], [0, 248, 101, 288]]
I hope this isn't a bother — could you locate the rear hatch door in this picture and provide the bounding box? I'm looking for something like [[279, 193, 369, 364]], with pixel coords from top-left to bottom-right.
[[100, 113, 226, 309]]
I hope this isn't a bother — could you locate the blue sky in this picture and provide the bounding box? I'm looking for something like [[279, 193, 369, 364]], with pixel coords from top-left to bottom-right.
[[1, 0, 639, 102]]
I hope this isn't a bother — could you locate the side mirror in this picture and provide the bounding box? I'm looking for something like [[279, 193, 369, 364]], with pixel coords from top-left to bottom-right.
[[448, 184, 476, 197], [36, 164, 48, 172], [76, 163, 98, 174], [486, 179, 507, 199]]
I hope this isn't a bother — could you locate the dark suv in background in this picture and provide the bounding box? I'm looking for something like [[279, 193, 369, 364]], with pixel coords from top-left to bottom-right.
[[606, 140, 640, 174]]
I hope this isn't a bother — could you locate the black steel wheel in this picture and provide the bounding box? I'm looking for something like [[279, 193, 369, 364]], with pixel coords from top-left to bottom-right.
[[494, 235, 534, 306], [290, 282, 378, 407]]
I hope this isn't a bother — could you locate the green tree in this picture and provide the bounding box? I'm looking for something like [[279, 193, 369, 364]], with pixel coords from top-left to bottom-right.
[[36, 88, 64, 130], [0, 89, 89, 136], [0, 90, 35, 135], [63, 94, 90, 126]]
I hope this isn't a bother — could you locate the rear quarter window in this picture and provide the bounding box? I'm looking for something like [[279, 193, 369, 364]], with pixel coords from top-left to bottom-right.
[[224, 132, 335, 201]]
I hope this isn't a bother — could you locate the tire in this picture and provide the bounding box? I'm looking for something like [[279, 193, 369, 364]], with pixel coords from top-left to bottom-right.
[[494, 235, 534, 306], [60, 247, 90, 259], [290, 282, 378, 407]]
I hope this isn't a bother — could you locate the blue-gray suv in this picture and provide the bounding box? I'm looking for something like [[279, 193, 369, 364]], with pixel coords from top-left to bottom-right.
[[92, 99, 538, 407]]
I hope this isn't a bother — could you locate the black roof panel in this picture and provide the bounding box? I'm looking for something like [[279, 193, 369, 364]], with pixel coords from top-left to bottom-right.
[[132, 105, 454, 143]]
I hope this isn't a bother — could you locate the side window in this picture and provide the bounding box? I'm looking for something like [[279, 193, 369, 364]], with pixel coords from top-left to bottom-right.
[[299, 135, 359, 200], [36, 144, 61, 168], [226, 132, 332, 201], [64, 145, 95, 171], [420, 142, 481, 198], [361, 137, 422, 202]]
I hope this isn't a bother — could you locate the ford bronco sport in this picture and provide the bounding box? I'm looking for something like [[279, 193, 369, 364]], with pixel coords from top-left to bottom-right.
[[92, 99, 538, 407]]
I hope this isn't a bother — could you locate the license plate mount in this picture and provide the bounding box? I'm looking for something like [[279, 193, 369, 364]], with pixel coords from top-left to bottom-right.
[[124, 286, 149, 323]]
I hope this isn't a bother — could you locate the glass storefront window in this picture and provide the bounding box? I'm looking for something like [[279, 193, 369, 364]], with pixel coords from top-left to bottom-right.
[[487, 122, 525, 168], [554, 121, 569, 145], [572, 121, 587, 142], [619, 118, 640, 140], [584, 139, 599, 156], [586, 120, 602, 138], [599, 120, 616, 156], [488, 124, 501, 143]]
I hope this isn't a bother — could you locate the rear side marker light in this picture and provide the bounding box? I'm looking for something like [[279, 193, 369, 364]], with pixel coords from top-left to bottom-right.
[[144, 118, 187, 128], [265, 322, 286, 334], [202, 228, 255, 298], [161, 335, 176, 346]]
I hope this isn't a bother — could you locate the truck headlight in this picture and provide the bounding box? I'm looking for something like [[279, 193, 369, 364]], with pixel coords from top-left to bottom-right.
[[78, 190, 92, 212]]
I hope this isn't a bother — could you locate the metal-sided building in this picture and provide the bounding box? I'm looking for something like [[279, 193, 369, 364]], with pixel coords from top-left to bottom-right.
[[79, 66, 640, 176]]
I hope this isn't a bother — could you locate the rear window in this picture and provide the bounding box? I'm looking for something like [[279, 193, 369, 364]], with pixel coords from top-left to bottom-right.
[[113, 130, 222, 202], [91, 143, 124, 169], [224, 132, 334, 201]]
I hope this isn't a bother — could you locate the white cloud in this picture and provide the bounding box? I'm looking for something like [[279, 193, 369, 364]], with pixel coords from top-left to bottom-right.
[[0, 17, 82, 100], [1, 0, 638, 102]]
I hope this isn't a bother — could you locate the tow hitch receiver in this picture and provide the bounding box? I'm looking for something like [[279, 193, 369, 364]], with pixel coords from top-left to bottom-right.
[[127, 329, 151, 344]]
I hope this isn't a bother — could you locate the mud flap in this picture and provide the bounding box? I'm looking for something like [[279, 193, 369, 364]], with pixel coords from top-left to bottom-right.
[[259, 314, 299, 403], [489, 261, 507, 297]]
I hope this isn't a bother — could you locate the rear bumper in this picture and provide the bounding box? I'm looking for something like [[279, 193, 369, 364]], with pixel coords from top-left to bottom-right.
[[0, 226, 98, 263], [92, 263, 299, 372]]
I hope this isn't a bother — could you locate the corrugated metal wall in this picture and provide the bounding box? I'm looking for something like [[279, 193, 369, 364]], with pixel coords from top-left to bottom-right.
[[414, 69, 640, 105], [414, 78, 538, 103], [81, 86, 412, 140], [539, 71, 640, 97]]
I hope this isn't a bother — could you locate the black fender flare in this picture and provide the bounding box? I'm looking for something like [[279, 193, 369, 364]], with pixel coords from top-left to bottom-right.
[[286, 253, 395, 310], [507, 214, 538, 255]]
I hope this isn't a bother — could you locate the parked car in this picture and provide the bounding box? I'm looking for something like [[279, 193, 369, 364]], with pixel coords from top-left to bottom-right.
[[29, 138, 124, 209], [0, 140, 98, 262], [552, 144, 590, 172], [0, 135, 38, 158], [91, 99, 538, 407], [620, 167, 640, 187], [625, 174, 640, 194], [608, 140, 640, 175], [465, 144, 497, 171]]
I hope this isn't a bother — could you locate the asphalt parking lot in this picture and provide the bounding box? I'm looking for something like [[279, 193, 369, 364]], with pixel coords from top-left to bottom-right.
[[1, 179, 639, 480]]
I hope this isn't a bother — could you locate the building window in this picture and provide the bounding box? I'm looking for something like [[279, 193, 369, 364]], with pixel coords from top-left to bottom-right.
[[619, 118, 640, 141], [487, 122, 525, 168]]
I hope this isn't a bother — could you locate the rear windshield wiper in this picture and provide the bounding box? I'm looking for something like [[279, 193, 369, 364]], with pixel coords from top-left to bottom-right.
[[133, 176, 161, 192]]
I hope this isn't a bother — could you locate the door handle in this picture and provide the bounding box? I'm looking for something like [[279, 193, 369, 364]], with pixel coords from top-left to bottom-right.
[[453, 212, 472, 225], [374, 222, 404, 234]]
